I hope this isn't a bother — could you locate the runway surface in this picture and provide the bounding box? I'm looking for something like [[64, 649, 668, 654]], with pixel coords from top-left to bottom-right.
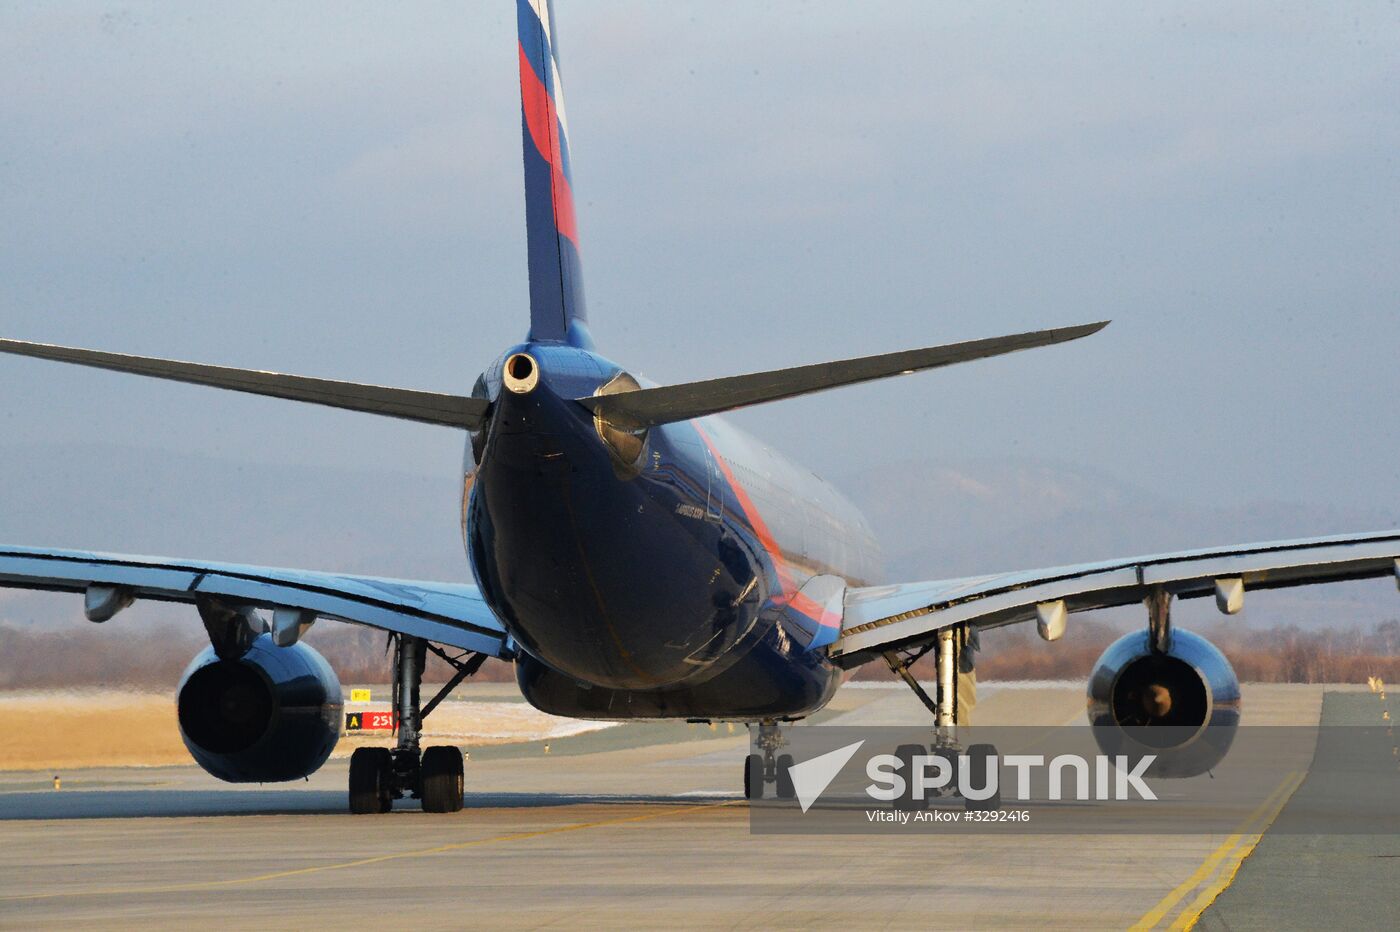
[[1, 683, 1394, 930]]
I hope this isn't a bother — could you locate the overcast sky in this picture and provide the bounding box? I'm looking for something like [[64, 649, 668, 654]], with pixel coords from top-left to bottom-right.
[[2, 2, 1398, 578]]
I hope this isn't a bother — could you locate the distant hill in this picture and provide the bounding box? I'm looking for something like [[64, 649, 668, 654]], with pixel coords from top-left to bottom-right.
[[837, 455, 1399, 626]]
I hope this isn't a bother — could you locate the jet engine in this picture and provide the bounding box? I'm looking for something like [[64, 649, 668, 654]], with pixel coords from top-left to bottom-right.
[[1086, 628, 1240, 777], [176, 634, 343, 783]]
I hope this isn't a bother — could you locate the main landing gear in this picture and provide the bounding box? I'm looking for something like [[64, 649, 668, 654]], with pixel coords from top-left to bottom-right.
[[348, 635, 486, 814], [744, 721, 795, 800], [884, 624, 1000, 812]]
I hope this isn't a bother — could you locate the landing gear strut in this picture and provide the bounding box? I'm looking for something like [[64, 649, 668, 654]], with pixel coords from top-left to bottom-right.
[[348, 635, 483, 814], [1146, 586, 1173, 654], [884, 625, 999, 811], [744, 721, 794, 800]]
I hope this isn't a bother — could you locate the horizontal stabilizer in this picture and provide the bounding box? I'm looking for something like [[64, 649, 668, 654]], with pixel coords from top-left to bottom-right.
[[578, 321, 1108, 428], [0, 338, 489, 429]]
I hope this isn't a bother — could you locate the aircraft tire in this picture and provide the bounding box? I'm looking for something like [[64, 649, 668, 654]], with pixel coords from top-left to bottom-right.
[[349, 746, 393, 814], [962, 743, 1000, 812], [895, 743, 928, 811], [775, 754, 796, 800], [421, 745, 465, 813], [743, 753, 764, 800]]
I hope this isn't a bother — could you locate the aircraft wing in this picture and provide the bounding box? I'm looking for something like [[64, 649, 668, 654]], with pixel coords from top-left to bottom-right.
[[0, 545, 508, 657], [830, 530, 1400, 666]]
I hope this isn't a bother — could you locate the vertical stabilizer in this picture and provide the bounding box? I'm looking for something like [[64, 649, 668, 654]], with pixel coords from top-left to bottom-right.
[[516, 0, 589, 346]]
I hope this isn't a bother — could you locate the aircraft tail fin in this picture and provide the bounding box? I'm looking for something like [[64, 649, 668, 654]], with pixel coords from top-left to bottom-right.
[[517, 0, 589, 346], [579, 322, 1108, 428]]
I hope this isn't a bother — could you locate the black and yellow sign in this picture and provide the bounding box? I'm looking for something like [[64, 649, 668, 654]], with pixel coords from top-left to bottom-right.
[[345, 711, 395, 731]]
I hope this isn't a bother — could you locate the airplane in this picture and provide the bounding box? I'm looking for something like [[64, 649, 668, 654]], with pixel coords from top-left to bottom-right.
[[3, 0, 1398, 814]]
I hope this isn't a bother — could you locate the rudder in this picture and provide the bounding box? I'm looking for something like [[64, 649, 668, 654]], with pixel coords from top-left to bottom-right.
[[516, 0, 589, 346]]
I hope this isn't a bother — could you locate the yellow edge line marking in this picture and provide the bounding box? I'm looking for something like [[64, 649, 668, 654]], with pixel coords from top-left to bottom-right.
[[1169, 770, 1306, 931], [1128, 770, 1298, 931], [2, 800, 740, 903]]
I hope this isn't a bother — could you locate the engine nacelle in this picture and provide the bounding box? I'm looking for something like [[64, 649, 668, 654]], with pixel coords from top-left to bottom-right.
[[1087, 628, 1240, 778], [177, 634, 343, 783]]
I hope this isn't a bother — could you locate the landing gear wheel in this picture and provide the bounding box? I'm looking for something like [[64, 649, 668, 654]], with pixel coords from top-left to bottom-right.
[[743, 753, 764, 800], [930, 745, 958, 799], [775, 754, 796, 800], [349, 746, 392, 814], [420, 745, 465, 813], [895, 743, 928, 811], [963, 743, 1000, 812]]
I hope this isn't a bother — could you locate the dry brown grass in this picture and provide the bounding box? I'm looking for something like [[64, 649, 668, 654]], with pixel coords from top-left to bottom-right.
[[4, 612, 1395, 773], [0, 691, 190, 771], [0, 691, 614, 772]]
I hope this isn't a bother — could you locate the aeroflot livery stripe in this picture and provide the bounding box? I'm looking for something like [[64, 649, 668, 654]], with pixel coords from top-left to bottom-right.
[[517, 0, 577, 245], [693, 424, 840, 634], [520, 0, 573, 171]]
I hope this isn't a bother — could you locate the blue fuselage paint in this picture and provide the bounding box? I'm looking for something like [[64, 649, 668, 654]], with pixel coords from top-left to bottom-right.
[[463, 343, 882, 720]]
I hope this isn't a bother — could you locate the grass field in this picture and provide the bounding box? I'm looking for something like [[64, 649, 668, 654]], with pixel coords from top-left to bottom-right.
[[1, 691, 190, 771], [0, 688, 619, 772]]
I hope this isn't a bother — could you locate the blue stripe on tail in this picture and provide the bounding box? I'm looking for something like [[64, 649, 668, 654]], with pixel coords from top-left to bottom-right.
[[516, 0, 590, 347]]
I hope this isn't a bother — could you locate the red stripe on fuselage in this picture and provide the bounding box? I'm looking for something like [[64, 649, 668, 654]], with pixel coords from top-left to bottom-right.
[[789, 590, 841, 629], [694, 424, 841, 631], [517, 42, 578, 246], [693, 422, 798, 601]]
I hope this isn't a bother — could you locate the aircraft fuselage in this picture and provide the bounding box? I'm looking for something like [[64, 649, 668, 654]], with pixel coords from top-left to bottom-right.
[[463, 343, 882, 719]]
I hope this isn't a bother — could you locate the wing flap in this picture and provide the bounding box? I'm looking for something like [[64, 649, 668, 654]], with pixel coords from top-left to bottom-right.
[[833, 530, 1400, 665], [0, 545, 508, 656]]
